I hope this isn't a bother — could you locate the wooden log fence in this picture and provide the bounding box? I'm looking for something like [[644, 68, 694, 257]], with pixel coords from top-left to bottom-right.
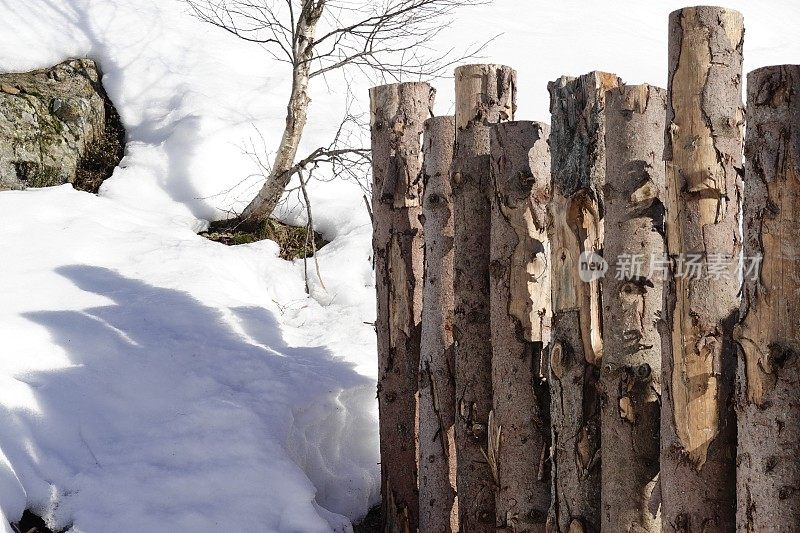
[[367, 5, 800, 532], [600, 83, 666, 533], [489, 120, 551, 531], [547, 71, 620, 533], [737, 64, 800, 531], [661, 7, 743, 531], [451, 64, 516, 532], [369, 81, 434, 532], [418, 115, 458, 533]]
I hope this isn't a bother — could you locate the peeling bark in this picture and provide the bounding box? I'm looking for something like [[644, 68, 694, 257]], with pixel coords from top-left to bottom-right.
[[418, 115, 458, 533], [452, 64, 516, 532], [370, 82, 435, 533], [661, 7, 743, 532], [600, 84, 666, 532], [736, 64, 800, 532], [490, 121, 552, 532], [547, 71, 621, 533]]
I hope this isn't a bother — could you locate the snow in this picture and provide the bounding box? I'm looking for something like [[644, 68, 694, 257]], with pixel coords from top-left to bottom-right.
[[0, 0, 798, 531], [0, 183, 378, 531]]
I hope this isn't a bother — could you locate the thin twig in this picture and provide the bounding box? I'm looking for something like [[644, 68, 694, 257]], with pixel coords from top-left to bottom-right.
[[299, 169, 326, 291]]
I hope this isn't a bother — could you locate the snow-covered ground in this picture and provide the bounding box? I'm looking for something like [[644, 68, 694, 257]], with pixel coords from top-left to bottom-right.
[[0, 1, 798, 531]]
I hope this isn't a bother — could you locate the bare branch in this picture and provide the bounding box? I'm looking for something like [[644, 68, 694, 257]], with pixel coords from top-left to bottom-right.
[[298, 168, 326, 291], [185, 0, 294, 61], [186, 0, 489, 222]]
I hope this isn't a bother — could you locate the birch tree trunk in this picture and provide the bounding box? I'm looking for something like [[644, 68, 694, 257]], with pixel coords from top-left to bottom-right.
[[452, 64, 516, 532], [370, 81, 435, 533], [241, 0, 323, 223], [736, 64, 800, 531], [661, 7, 743, 532], [600, 83, 666, 532], [546, 71, 621, 533], [418, 115, 458, 533], [489, 121, 551, 532]]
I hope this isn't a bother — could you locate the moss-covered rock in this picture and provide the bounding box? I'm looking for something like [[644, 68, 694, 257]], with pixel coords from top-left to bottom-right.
[[0, 58, 125, 192]]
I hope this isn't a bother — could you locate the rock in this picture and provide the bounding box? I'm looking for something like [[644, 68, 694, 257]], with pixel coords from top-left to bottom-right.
[[0, 58, 125, 192], [0, 84, 20, 95]]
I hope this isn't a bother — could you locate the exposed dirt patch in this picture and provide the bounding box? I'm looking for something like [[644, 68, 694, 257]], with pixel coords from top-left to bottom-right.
[[11, 510, 69, 533], [200, 218, 327, 260]]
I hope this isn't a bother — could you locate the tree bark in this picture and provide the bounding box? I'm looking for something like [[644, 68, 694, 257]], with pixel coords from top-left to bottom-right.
[[452, 63, 516, 532], [546, 71, 621, 533], [241, 0, 324, 223], [661, 7, 743, 532], [600, 83, 666, 532], [489, 121, 551, 532], [370, 81, 435, 533], [736, 64, 800, 532], [418, 115, 458, 533]]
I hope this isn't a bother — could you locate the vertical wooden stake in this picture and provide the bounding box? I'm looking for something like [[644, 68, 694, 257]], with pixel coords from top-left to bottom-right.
[[736, 64, 800, 531], [452, 64, 516, 532], [418, 115, 458, 533], [600, 83, 666, 532], [370, 82, 434, 533], [547, 71, 621, 533], [490, 120, 552, 531], [661, 7, 743, 531]]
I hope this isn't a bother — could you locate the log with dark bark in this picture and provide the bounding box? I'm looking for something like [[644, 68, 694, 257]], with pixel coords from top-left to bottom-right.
[[452, 64, 516, 532], [489, 121, 551, 532], [600, 83, 666, 532], [370, 81, 435, 533], [418, 115, 458, 533], [661, 7, 743, 532], [546, 71, 621, 533], [736, 64, 800, 532]]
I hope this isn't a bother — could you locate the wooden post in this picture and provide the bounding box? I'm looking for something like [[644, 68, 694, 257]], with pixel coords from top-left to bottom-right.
[[661, 7, 743, 531], [418, 115, 458, 533], [369, 81, 434, 533], [452, 64, 516, 532], [600, 84, 666, 532], [489, 121, 551, 531], [736, 64, 800, 531], [547, 71, 621, 533]]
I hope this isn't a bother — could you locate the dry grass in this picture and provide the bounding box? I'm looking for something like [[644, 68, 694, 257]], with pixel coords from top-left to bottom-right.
[[201, 218, 327, 260]]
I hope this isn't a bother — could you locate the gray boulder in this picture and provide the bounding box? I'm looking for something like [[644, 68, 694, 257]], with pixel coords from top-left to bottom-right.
[[0, 58, 125, 192]]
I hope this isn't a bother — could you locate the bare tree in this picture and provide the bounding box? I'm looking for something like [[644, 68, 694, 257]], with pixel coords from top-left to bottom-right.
[[187, 0, 489, 226]]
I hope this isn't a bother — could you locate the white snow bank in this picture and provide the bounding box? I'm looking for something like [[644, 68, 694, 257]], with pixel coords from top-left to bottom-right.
[[0, 0, 381, 529], [0, 186, 377, 532]]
